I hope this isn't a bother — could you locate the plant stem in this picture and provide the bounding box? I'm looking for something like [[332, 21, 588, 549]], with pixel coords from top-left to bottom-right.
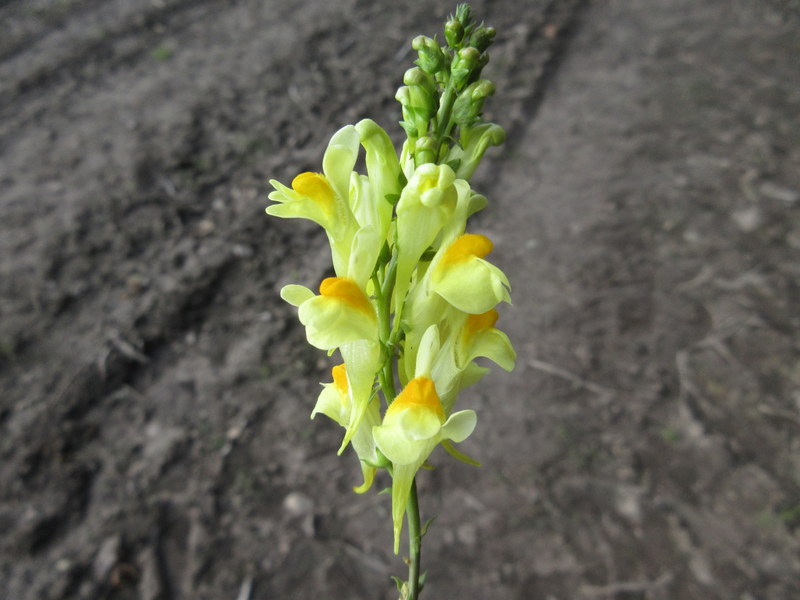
[[433, 82, 457, 159], [406, 478, 422, 599], [378, 252, 398, 404]]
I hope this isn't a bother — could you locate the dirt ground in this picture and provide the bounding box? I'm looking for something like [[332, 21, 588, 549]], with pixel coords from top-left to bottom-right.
[[1, 0, 799, 599]]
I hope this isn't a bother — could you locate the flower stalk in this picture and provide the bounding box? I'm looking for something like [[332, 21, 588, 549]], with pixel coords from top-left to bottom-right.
[[266, 5, 515, 598]]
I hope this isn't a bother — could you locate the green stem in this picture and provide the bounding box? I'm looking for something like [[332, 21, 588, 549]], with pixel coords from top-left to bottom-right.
[[406, 479, 422, 599], [433, 83, 457, 158], [378, 251, 398, 404]]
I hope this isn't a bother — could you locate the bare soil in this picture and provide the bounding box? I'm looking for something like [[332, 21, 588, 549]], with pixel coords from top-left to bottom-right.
[[1, 1, 798, 599]]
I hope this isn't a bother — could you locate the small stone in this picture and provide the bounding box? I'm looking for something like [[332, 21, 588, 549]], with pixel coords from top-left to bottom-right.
[[232, 244, 254, 258], [455, 522, 477, 547], [731, 207, 762, 232], [283, 492, 314, 517], [55, 558, 72, 573], [197, 219, 215, 236], [760, 181, 798, 204], [93, 535, 121, 582]]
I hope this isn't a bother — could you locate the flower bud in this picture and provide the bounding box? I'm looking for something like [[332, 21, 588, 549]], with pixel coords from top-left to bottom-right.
[[452, 79, 495, 126], [455, 3, 473, 26], [403, 66, 429, 87], [412, 35, 446, 74], [451, 47, 481, 88], [468, 25, 496, 53], [444, 18, 464, 48], [414, 135, 438, 166]]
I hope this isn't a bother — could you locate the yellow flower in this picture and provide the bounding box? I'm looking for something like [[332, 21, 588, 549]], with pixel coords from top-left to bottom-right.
[[287, 277, 377, 350], [267, 125, 360, 275], [313, 364, 380, 493], [281, 277, 382, 454], [430, 233, 511, 314], [373, 377, 476, 553]]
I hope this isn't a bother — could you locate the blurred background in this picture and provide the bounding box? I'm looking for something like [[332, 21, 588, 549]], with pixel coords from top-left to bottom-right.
[[1, 0, 798, 598]]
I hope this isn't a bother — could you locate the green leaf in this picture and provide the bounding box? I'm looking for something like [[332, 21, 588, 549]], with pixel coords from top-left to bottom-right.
[[419, 247, 436, 262], [390, 576, 406, 593], [446, 158, 462, 172], [441, 439, 481, 466], [420, 516, 437, 537], [399, 120, 418, 137], [385, 193, 401, 205]]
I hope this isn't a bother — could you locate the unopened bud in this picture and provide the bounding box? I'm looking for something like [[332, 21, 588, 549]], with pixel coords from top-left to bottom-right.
[[403, 66, 429, 87], [469, 79, 495, 100], [452, 79, 495, 125], [412, 35, 446, 74], [444, 19, 464, 48], [414, 136, 438, 166], [469, 26, 496, 53], [451, 47, 481, 88], [395, 85, 411, 107], [455, 3, 473, 26]]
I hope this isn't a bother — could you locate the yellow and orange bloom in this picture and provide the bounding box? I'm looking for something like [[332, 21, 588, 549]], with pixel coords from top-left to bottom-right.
[[429, 233, 511, 314], [372, 377, 476, 553], [313, 364, 381, 493]]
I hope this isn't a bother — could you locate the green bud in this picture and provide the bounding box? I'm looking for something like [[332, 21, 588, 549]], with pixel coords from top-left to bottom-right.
[[412, 35, 446, 74], [468, 26, 496, 53], [414, 136, 438, 166], [452, 79, 495, 126], [395, 85, 411, 106], [403, 66, 429, 87], [469, 78, 495, 100], [444, 19, 464, 48], [455, 3, 473, 26], [397, 83, 435, 117], [451, 47, 481, 88]]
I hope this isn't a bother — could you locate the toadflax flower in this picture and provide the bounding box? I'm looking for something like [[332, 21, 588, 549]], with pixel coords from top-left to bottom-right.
[[313, 364, 381, 493], [280, 277, 381, 453], [373, 376, 476, 553], [429, 232, 511, 314], [267, 125, 360, 276]]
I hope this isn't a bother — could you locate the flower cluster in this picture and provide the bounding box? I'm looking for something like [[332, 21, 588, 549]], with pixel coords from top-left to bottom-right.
[[266, 3, 515, 556]]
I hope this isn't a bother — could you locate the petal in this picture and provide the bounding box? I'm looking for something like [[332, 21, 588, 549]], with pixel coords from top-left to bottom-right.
[[441, 409, 477, 443], [398, 407, 443, 441], [298, 289, 376, 349], [349, 397, 381, 493], [373, 423, 430, 466], [388, 462, 428, 554], [347, 223, 383, 289], [311, 384, 347, 426], [322, 125, 360, 205], [439, 179, 478, 246], [356, 118, 401, 234], [464, 327, 517, 372], [353, 465, 377, 494], [432, 256, 511, 314], [280, 284, 314, 307], [414, 324, 440, 378], [267, 178, 332, 229], [338, 339, 381, 452]]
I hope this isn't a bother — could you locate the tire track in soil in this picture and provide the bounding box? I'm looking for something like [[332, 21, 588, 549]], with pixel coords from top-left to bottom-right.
[[0, 0, 108, 62], [0, 0, 230, 133]]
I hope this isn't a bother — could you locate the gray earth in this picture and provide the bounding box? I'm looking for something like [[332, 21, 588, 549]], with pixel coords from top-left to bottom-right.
[[1, 0, 798, 599]]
